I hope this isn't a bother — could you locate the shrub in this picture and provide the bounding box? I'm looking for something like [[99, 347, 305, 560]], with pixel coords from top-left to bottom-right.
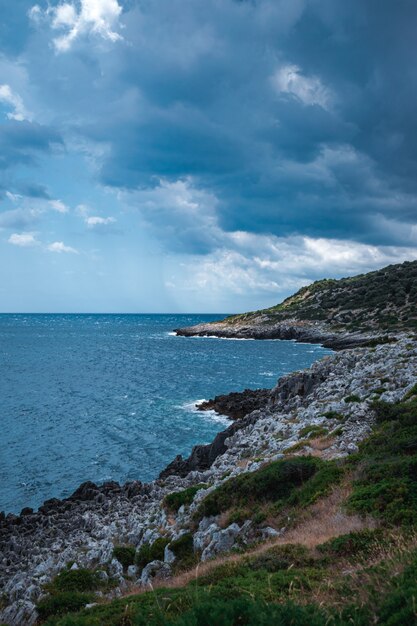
[[403, 382, 417, 400], [317, 529, 385, 559], [164, 484, 207, 512], [37, 592, 93, 619], [49, 569, 101, 593], [169, 533, 197, 571], [371, 401, 403, 423], [246, 544, 314, 572], [194, 457, 319, 520], [344, 394, 361, 403], [285, 460, 342, 509], [135, 537, 170, 568], [322, 411, 345, 421], [252, 510, 267, 525], [170, 533, 194, 561], [112, 546, 136, 570], [299, 425, 329, 439], [227, 508, 250, 525], [348, 478, 417, 526], [347, 395, 417, 526]]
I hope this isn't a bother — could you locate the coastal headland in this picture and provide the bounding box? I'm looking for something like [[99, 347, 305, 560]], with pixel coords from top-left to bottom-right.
[[2, 260, 417, 625]]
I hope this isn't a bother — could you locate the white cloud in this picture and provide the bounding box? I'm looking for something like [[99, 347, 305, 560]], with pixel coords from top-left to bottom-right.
[[28, 5, 43, 23], [6, 191, 23, 202], [0, 84, 31, 121], [85, 215, 116, 226], [8, 233, 39, 247], [49, 199, 69, 213], [47, 241, 78, 253], [272, 64, 332, 109], [124, 177, 221, 253], [168, 234, 417, 300], [30, 0, 123, 52]]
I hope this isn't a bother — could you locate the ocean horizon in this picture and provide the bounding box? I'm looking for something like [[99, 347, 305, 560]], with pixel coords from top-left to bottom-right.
[[0, 314, 331, 514]]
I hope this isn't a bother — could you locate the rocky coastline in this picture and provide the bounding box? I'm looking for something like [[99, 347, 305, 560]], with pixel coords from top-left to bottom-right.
[[173, 317, 380, 350], [2, 331, 417, 625]]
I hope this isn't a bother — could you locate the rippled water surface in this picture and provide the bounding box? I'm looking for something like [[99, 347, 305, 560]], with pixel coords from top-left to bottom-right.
[[0, 314, 331, 513]]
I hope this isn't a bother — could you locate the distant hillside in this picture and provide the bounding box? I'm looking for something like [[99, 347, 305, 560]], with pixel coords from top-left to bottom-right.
[[228, 260, 417, 333]]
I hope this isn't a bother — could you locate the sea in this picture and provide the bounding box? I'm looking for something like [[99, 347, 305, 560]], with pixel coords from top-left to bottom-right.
[[0, 314, 331, 514]]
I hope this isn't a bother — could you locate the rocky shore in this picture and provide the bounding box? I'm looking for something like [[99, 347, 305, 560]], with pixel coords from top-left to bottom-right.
[[2, 331, 417, 625], [173, 317, 386, 349]]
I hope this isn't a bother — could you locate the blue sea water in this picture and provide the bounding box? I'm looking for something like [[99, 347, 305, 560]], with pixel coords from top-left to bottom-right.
[[0, 314, 331, 514]]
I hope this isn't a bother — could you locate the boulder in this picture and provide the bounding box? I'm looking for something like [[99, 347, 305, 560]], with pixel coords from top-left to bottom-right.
[[139, 560, 171, 585], [201, 523, 241, 561]]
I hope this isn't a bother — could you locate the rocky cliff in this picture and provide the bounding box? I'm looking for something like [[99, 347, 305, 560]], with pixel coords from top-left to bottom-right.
[[2, 335, 417, 625], [175, 260, 417, 346], [2, 260, 417, 625]]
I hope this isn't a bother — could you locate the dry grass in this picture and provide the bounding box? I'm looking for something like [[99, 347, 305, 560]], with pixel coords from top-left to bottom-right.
[[274, 482, 376, 548], [306, 530, 417, 610], [124, 482, 376, 597], [307, 436, 336, 452]]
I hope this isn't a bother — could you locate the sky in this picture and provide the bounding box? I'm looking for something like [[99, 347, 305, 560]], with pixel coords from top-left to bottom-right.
[[1, 0, 417, 313]]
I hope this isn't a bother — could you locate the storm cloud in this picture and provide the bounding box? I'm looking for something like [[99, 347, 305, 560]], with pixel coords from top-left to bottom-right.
[[1, 0, 417, 311]]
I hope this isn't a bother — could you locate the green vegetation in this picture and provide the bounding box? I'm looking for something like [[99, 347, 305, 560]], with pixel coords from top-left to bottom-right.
[[299, 425, 329, 439], [37, 592, 94, 620], [169, 533, 198, 572], [348, 398, 417, 526], [322, 411, 345, 421], [283, 439, 309, 453], [194, 456, 342, 527], [135, 537, 170, 569], [226, 260, 417, 334], [112, 546, 135, 570], [317, 529, 386, 558], [47, 569, 102, 594], [42, 542, 417, 625], [403, 382, 417, 400], [39, 395, 417, 625], [163, 484, 207, 512], [37, 568, 107, 620], [344, 394, 361, 403], [194, 457, 317, 520]]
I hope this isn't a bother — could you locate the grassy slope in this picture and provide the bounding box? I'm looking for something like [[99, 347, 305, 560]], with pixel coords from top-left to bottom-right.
[[38, 391, 417, 625], [225, 260, 417, 333]]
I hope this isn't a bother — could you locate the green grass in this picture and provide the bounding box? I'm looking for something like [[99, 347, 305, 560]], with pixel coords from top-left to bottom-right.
[[43, 545, 417, 625]]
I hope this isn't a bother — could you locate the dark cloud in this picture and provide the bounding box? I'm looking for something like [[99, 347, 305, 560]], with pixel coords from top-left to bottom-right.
[[62, 0, 414, 250], [0, 121, 63, 170], [14, 181, 51, 199], [4, 0, 417, 254]]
